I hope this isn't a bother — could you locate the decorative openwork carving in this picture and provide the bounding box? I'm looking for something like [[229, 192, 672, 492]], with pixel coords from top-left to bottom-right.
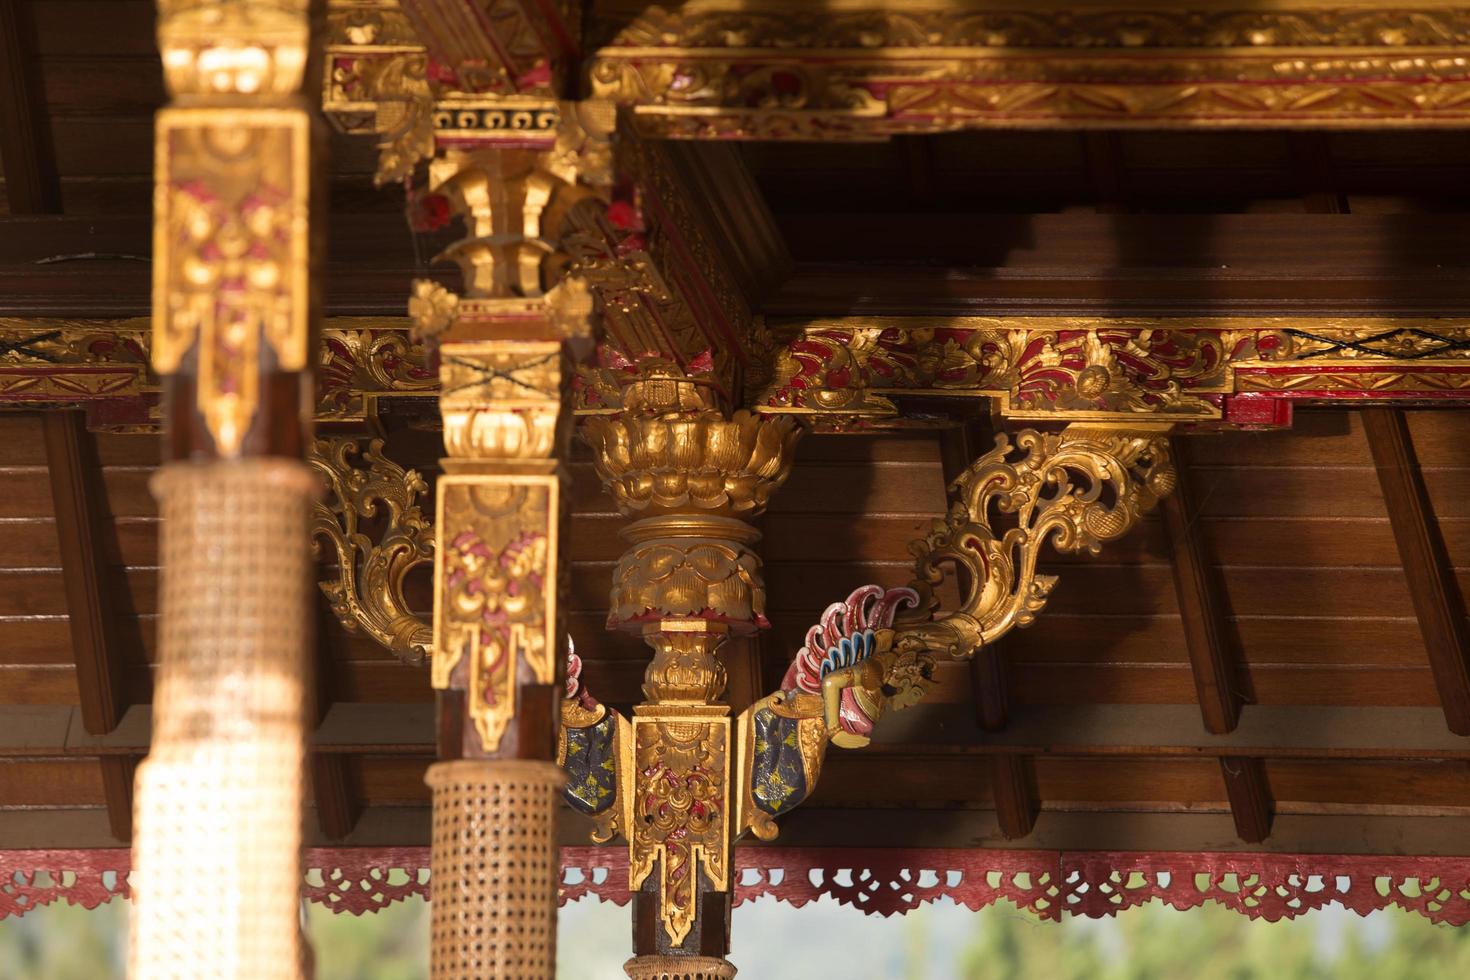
[[900, 426, 1176, 662], [11, 847, 1470, 927], [309, 437, 433, 667]]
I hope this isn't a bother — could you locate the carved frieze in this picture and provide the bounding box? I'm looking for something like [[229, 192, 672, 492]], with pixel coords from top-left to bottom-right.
[[588, 6, 1470, 135]]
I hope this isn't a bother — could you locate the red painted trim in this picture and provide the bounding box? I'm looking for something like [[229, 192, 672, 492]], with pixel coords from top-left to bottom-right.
[[7, 847, 1470, 924]]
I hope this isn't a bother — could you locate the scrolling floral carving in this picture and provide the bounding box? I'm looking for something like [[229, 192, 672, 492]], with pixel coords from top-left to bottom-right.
[[309, 438, 433, 667], [899, 426, 1177, 665]]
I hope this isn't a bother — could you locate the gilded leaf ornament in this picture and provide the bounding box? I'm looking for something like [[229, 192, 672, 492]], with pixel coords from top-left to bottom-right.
[[309, 438, 434, 667], [898, 425, 1177, 663]]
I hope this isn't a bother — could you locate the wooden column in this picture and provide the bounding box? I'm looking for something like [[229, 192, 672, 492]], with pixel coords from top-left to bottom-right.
[[583, 368, 799, 978], [130, 2, 321, 978], [414, 148, 597, 980]]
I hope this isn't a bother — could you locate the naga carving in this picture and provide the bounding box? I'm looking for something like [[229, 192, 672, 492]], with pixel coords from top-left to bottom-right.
[[565, 423, 1179, 892]]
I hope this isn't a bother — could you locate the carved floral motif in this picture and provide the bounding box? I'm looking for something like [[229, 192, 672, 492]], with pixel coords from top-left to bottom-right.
[[153, 115, 311, 455], [630, 713, 730, 948], [900, 426, 1176, 662], [433, 477, 558, 753], [309, 438, 434, 666]]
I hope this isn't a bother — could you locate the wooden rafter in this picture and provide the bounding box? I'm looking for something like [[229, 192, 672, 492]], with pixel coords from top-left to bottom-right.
[[1162, 438, 1244, 734], [939, 423, 1044, 836], [1219, 756, 1275, 844], [312, 600, 362, 840], [990, 754, 1040, 840], [42, 412, 126, 735], [1362, 408, 1470, 736], [0, 0, 61, 214]]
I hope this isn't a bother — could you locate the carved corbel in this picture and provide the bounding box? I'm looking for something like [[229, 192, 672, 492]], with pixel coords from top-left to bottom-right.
[[309, 437, 434, 666], [720, 423, 1178, 850]]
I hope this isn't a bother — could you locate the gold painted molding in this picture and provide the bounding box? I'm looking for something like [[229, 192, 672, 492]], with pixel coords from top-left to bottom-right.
[[587, 4, 1470, 133]]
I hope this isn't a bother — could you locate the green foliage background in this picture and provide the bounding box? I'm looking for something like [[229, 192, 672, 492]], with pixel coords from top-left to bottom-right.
[[3, 893, 1470, 978]]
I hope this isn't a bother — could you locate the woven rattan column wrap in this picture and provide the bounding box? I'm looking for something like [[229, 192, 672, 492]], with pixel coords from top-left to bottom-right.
[[129, 460, 316, 980], [623, 955, 739, 979], [427, 759, 565, 979]]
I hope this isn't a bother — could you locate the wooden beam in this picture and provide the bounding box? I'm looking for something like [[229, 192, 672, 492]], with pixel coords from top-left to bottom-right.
[[42, 411, 126, 735], [0, 0, 61, 214], [990, 753, 1040, 840], [969, 651, 1009, 733], [1161, 438, 1243, 734], [1362, 408, 1470, 735], [869, 704, 1470, 758], [99, 755, 136, 842], [1219, 756, 1275, 844], [310, 755, 362, 842]]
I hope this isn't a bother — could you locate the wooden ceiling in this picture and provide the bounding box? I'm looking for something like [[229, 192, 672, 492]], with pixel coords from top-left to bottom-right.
[[4, 1, 1470, 857], [5, 405, 1470, 854]]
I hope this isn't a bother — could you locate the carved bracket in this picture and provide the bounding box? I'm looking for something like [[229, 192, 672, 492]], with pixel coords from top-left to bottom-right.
[[309, 437, 434, 667]]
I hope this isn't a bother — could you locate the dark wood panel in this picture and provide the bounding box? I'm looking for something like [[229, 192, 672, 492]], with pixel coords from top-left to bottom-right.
[[96, 467, 157, 518], [1404, 410, 1470, 468], [808, 753, 991, 807], [1190, 466, 1384, 518], [0, 518, 62, 567], [762, 514, 944, 563], [0, 757, 104, 805], [0, 664, 79, 703], [0, 467, 56, 518], [1036, 756, 1228, 806], [39, 57, 162, 115], [1271, 759, 1470, 809], [0, 414, 46, 463], [773, 462, 947, 516], [1009, 664, 1440, 707], [0, 617, 73, 665], [349, 754, 434, 806], [92, 432, 160, 467], [1194, 411, 1366, 467], [28, 1, 156, 57]]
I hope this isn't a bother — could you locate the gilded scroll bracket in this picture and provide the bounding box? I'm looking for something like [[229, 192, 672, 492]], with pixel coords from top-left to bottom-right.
[[309, 437, 434, 667]]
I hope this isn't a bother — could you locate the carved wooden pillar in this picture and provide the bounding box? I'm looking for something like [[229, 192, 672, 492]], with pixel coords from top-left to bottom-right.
[[412, 147, 597, 980], [583, 365, 800, 978], [130, 2, 321, 978]]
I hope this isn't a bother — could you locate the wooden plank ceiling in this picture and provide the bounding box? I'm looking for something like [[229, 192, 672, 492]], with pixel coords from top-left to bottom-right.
[[3, 0, 1470, 855]]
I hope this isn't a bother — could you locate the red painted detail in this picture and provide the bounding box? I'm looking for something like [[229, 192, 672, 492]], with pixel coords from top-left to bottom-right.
[[1220, 394, 1293, 428], [8, 847, 1470, 923]]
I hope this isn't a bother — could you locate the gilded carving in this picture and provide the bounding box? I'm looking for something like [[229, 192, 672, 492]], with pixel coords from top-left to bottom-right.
[[158, 0, 310, 96], [736, 585, 920, 842], [899, 426, 1177, 663], [610, 526, 765, 630], [559, 645, 628, 844], [582, 410, 800, 516], [593, 7, 1470, 51], [440, 341, 566, 459], [152, 113, 312, 455], [589, 8, 1470, 132], [309, 438, 434, 666], [757, 322, 1232, 422], [433, 475, 559, 753], [629, 711, 730, 949], [316, 326, 436, 420]]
